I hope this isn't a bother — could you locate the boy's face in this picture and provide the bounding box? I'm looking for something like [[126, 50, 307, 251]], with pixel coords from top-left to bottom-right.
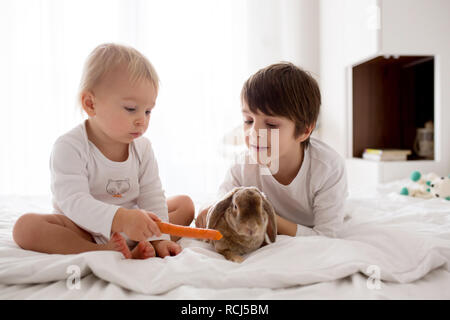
[[82, 64, 157, 145], [241, 103, 309, 166]]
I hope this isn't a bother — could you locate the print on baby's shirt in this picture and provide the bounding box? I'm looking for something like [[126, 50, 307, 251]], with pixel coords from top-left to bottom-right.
[[106, 178, 131, 198]]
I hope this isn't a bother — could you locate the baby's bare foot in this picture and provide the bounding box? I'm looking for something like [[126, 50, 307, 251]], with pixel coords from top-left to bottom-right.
[[104, 232, 132, 259], [131, 241, 156, 259]]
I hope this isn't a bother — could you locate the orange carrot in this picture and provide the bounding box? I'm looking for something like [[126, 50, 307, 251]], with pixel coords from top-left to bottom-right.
[[156, 221, 223, 240]]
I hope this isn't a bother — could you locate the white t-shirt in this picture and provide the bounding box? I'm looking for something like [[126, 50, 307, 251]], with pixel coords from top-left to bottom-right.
[[217, 137, 349, 237], [49, 120, 170, 245]]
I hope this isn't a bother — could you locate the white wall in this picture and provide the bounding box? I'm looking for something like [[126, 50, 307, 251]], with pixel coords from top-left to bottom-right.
[[245, 0, 319, 76], [318, 0, 347, 156], [243, 0, 321, 138], [319, 0, 379, 157]]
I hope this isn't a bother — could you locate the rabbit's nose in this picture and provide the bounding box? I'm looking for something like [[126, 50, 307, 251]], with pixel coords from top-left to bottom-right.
[[246, 227, 254, 236]]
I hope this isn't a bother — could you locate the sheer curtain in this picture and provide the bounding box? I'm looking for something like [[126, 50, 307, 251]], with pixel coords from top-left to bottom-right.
[[0, 0, 318, 205]]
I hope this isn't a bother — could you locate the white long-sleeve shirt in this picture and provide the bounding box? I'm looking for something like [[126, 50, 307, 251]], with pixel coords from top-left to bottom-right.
[[50, 120, 170, 245], [217, 137, 349, 237]]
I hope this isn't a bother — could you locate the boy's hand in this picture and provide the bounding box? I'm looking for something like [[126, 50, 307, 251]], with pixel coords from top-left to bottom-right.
[[275, 214, 298, 236], [113, 208, 162, 241], [195, 206, 210, 228], [152, 240, 182, 258]]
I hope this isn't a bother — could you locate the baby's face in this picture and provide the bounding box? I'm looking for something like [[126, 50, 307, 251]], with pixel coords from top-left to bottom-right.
[[241, 103, 306, 166], [86, 64, 157, 144]]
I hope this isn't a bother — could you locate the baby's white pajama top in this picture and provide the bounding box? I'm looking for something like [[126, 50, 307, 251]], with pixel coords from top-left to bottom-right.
[[49, 120, 170, 246], [218, 137, 349, 237]]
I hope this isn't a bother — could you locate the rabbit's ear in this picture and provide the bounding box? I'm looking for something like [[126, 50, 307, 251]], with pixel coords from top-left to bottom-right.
[[262, 196, 277, 244], [207, 187, 241, 229]]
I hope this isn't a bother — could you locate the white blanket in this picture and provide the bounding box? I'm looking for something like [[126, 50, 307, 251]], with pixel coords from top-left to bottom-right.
[[1, 189, 450, 295]]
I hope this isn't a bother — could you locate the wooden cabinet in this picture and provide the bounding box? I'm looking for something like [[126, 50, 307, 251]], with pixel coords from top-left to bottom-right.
[[352, 55, 434, 159], [319, 0, 450, 188]]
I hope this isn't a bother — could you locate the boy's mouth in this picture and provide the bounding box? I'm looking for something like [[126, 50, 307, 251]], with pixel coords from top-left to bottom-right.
[[250, 144, 270, 151]]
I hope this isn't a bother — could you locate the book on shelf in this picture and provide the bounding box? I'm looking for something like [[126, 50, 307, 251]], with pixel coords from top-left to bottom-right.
[[362, 148, 411, 161]]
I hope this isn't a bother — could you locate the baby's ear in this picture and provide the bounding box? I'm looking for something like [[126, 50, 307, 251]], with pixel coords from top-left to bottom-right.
[[81, 91, 96, 116]]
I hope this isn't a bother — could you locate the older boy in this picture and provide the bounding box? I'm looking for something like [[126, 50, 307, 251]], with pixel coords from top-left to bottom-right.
[[197, 62, 348, 237]]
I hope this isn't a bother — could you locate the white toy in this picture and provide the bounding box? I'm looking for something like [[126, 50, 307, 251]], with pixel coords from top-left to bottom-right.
[[429, 176, 450, 201], [400, 171, 450, 200]]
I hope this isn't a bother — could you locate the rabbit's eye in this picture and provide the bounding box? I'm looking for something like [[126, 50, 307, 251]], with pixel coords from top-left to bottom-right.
[[234, 204, 237, 210]]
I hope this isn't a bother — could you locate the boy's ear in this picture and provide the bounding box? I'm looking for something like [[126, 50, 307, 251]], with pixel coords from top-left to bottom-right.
[[296, 123, 316, 142], [81, 91, 96, 117]]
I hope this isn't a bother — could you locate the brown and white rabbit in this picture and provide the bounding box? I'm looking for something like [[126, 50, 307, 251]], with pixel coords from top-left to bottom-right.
[[206, 186, 277, 263]]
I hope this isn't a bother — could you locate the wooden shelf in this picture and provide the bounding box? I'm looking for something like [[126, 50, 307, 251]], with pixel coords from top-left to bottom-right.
[[352, 55, 434, 159]]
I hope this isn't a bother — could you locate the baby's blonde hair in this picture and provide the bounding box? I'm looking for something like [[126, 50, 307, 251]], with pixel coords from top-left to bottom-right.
[[78, 43, 159, 107]]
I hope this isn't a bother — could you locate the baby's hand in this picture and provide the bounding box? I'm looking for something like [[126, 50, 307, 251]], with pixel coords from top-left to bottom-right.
[[119, 208, 162, 241], [152, 240, 182, 258]]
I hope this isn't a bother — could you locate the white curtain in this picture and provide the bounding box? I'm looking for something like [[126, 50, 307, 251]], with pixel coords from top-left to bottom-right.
[[0, 0, 318, 205]]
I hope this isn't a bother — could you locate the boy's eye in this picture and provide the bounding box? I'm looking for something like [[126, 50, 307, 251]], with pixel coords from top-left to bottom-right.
[[145, 110, 151, 116], [244, 120, 253, 125], [266, 123, 278, 128]]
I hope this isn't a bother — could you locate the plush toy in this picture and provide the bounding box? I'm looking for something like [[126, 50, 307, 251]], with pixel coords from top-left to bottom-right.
[[400, 171, 450, 200], [429, 176, 450, 200]]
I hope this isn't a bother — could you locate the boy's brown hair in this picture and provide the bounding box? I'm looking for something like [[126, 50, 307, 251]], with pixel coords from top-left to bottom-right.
[[241, 62, 321, 148]]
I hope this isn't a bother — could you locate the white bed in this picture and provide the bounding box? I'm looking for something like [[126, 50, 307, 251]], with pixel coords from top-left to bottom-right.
[[1, 180, 450, 300]]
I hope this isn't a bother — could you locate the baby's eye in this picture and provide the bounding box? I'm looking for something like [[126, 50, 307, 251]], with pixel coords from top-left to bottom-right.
[[145, 110, 151, 116], [124, 107, 136, 112], [244, 120, 253, 125]]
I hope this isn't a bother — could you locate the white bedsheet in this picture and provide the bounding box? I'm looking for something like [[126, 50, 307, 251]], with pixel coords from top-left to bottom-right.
[[1, 181, 450, 299]]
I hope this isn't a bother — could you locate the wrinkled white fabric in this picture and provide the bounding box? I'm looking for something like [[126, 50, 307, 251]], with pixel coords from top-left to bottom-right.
[[1, 190, 450, 296]]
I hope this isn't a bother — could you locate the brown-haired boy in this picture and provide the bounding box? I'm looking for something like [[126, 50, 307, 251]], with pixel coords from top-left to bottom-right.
[[196, 62, 348, 237]]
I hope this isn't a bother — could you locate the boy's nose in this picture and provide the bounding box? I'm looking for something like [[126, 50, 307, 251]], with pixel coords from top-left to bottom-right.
[[248, 127, 262, 144], [252, 127, 269, 141], [249, 125, 264, 137]]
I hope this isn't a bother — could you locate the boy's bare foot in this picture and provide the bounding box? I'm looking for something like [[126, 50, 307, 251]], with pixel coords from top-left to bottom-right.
[[131, 241, 156, 259], [104, 232, 132, 259]]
